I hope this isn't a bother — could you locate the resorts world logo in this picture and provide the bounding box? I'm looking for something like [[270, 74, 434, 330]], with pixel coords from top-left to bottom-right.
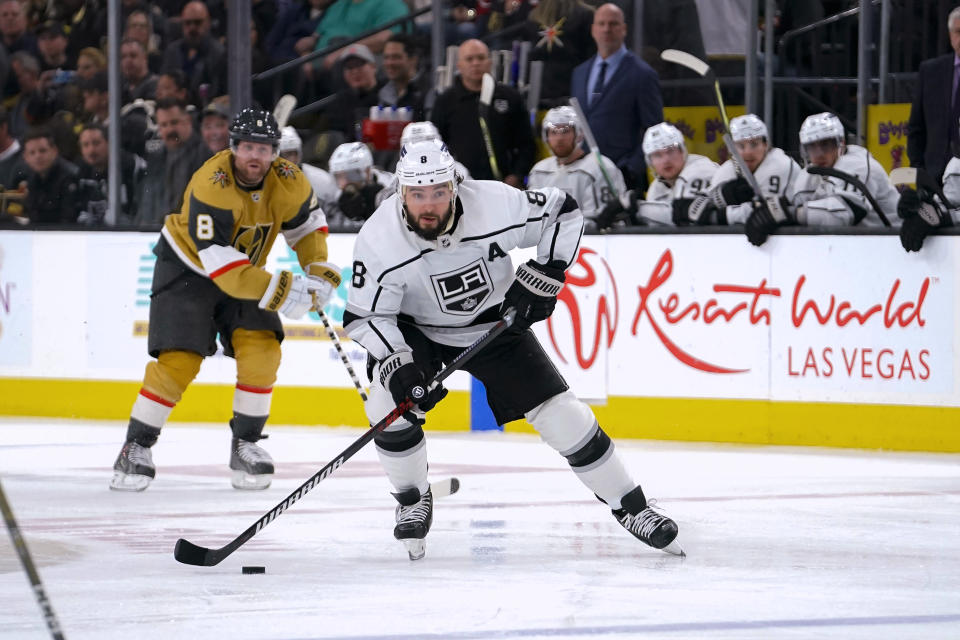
[[547, 247, 932, 379]]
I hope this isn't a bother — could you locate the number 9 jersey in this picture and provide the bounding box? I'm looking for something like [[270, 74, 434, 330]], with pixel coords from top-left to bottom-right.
[[160, 149, 338, 300]]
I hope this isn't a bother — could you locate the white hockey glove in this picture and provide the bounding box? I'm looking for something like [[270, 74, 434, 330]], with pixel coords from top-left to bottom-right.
[[259, 270, 314, 319]]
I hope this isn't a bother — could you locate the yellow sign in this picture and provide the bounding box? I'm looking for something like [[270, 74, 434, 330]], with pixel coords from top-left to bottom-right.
[[663, 105, 747, 163], [866, 103, 911, 173]]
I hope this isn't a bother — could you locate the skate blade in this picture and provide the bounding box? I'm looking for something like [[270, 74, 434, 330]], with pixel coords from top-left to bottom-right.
[[231, 470, 272, 490], [109, 471, 152, 492], [401, 538, 425, 561], [661, 539, 686, 557]]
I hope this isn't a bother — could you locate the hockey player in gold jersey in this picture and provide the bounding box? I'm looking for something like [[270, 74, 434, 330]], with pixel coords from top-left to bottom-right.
[[110, 108, 341, 492]]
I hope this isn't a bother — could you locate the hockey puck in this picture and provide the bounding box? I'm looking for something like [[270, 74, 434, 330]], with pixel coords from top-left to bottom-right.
[[242, 566, 265, 574]]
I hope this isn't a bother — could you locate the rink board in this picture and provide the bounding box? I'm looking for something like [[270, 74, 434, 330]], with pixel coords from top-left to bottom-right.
[[0, 230, 957, 452]]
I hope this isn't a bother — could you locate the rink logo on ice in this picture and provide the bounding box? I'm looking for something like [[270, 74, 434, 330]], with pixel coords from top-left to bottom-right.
[[430, 259, 492, 315], [548, 247, 618, 370]]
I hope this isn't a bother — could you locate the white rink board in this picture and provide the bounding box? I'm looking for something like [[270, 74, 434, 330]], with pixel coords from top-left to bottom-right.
[[0, 230, 957, 406]]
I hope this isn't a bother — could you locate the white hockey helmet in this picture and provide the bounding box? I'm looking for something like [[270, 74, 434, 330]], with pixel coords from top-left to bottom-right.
[[541, 106, 584, 145], [279, 126, 302, 155], [642, 122, 686, 165], [396, 139, 458, 207], [329, 142, 373, 174], [400, 121, 443, 147], [799, 112, 845, 161], [729, 114, 768, 142]]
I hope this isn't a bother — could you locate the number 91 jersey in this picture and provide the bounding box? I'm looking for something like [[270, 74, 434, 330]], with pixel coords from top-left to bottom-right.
[[344, 180, 582, 360]]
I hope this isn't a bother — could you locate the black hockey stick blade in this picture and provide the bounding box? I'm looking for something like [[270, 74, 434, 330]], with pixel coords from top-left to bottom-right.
[[806, 165, 891, 227], [173, 312, 514, 567]]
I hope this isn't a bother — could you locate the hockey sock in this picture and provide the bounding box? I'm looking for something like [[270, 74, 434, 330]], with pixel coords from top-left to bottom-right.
[[375, 422, 429, 495]]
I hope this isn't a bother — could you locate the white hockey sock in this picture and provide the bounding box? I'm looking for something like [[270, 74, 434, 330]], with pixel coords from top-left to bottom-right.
[[376, 437, 429, 495], [233, 384, 273, 418], [131, 389, 175, 429]]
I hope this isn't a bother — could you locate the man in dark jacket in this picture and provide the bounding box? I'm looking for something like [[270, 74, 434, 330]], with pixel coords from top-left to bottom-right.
[[21, 127, 79, 225], [907, 6, 960, 182], [432, 39, 536, 187], [161, 1, 225, 98], [76, 123, 145, 225]]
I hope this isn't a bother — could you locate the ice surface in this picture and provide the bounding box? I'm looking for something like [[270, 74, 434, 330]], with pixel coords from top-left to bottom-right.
[[1, 418, 959, 639]]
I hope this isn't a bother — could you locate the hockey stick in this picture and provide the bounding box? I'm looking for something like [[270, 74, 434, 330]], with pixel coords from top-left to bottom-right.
[[272, 94, 297, 129], [890, 167, 956, 209], [478, 73, 503, 180], [568, 97, 619, 198], [174, 311, 515, 566], [316, 309, 460, 499], [660, 49, 787, 223], [806, 166, 891, 227], [0, 478, 66, 640]]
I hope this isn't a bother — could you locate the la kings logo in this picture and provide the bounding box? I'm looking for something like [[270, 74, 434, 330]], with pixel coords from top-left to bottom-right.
[[430, 259, 492, 315]]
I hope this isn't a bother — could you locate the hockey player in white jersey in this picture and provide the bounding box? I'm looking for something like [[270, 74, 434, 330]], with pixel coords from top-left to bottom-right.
[[678, 115, 801, 234], [327, 142, 396, 229], [279, 126, 339, 214], [344, 140, 682, 560], [747, 112, 900, 246], [399, 121, 471, 179], [528, 106, 626, 227], [596, 122, 718, 227], [897, 160, 960, 251]]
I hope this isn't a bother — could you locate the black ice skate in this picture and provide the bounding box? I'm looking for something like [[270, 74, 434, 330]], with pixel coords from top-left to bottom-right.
[[613, 486, 684, 556], [392, 487, 433, 561], [110, 441, 156, 492], [229, 438, 274, 490]]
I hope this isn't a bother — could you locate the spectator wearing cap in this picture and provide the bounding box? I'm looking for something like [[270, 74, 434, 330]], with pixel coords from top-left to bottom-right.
[[311, 0, 410, 72], [379, 33, 430, 121], [314, 44, 383, 142], [21, 126, 80, 225], [121, 38, 157, 103], [135, 97, 211, 228], [35, 21, 75, 73], [75, 123, 145, 225], [200, 99, 230, 153], [161, 1, 226, 99]]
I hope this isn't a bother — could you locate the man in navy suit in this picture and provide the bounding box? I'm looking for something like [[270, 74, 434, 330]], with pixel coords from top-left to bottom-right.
[[571, 3, 663, 191], [907, 6, 960, 183]]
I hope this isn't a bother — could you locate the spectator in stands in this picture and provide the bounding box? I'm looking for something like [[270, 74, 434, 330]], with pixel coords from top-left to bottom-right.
[[200, 99, 231, 154], [410, 0, 478, 46], [35, 21, 74, 73], [314, 44, 383, 142], [528, 105, 625, 226], [522, 0, 596, 108], [379, 33, 430, 121], [21, 127, 80, 225], [155, 69, 192, 104], [7, 51, 40, 138], [432, 39, 535, 186], [121, 38, 158, 102], [0, 106, 23, 190], [124, 7, 164, 73], [267, 0, 332, 64], [907, 6, 960, 185], [571, 3, 662, 191], [0, 0, 36, 98], [75, 123, 145, 225], [53, 0, 106, 60], [162, 1, 226, 99], [76, 46, 106, 82], [311, 0, 410, 71], [135, 97, 210, 228]]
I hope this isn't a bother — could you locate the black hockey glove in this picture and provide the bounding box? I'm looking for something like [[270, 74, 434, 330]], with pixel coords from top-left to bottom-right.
[[338, 183, 382, 221], [502, 259, 566, 332], [594, 191, 639, 231], [897, 188, 946, 252], [672, 196, 718, 225], [713, 176, 755, 208], [744, 196, 791, 247], [380, 352, 448, 423]]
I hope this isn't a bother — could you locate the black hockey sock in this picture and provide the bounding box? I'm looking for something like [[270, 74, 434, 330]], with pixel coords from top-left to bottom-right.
[[125, 419, 161, 448]]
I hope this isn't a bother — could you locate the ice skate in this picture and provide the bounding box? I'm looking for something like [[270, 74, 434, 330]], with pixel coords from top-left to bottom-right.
[[392, 487, 433, 560], [110, 441, 156, 491], [229, 438, 274, 490], [613, 486, 684, 556]]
